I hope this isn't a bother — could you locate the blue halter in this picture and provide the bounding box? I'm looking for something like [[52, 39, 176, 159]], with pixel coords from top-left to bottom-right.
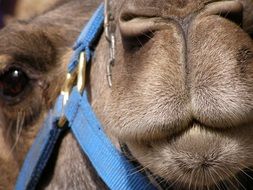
[[15, 4, 157, 190]]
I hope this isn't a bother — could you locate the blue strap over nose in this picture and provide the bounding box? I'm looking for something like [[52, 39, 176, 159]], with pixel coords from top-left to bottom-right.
[[15, 3, 157, 190]]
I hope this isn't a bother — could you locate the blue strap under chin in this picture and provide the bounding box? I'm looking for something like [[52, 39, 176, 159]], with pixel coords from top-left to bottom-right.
[[66, 89, 156, 190], [15, 3, 157, 190]]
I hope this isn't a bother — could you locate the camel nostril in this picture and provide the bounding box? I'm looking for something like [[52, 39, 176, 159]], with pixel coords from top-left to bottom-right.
[[119, 15, 158, 37], [202, 1, 243, 26], [119, 13, 159, 50], [119, 11, 174, 51], [119, 7, 169, 38]]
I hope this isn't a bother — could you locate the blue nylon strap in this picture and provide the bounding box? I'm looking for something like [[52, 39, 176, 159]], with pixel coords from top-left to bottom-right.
[[15, 109, 63, 190], [68, 3, 104, 73], [64, 88, 156, 190]]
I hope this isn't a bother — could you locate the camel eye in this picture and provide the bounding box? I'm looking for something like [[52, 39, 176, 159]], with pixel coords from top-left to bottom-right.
[[0, 67, 29, 99]]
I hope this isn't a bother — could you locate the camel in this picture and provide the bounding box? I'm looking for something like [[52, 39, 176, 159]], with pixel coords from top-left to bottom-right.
[[0, 0, 253, 189], [1, 0, 61, 26]]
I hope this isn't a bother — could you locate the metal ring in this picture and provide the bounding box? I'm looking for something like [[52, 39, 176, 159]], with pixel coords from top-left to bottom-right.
[[58, 52, 87, 127]]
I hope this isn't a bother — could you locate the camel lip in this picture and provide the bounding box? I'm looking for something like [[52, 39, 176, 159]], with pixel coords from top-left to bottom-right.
[[164, 120, 253, 145], [150, 168, 253, 190]]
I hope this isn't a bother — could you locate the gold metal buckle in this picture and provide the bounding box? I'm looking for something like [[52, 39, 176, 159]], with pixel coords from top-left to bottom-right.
[[58, 52, 87, 127]]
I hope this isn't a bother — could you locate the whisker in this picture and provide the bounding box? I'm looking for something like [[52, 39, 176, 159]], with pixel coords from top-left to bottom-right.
[[127, 162, 152, 176], [238, 163, 253, 174], [238, 167, 253, 182], [208, 167, 222, 190], [212, 166, 238, 190], [135, 36, 144, 48], [225, 167, 246, 190], [188, 168, 195, 189], [9, 110, 25, 154], [8, 111, 21, 154], [164, 170, 184, 189]]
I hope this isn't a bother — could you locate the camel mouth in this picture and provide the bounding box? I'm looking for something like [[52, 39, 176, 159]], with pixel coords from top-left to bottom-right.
[[152, 168, 253, 190], [123, 122, 253, 190], [124, 123, 253, 190]]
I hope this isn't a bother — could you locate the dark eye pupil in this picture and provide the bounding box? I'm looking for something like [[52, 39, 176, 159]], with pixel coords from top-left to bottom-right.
[[0, 67, 29, 97]]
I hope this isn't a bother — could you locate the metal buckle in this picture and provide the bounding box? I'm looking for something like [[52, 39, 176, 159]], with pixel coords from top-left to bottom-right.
[[58, 52, 87, 127]]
